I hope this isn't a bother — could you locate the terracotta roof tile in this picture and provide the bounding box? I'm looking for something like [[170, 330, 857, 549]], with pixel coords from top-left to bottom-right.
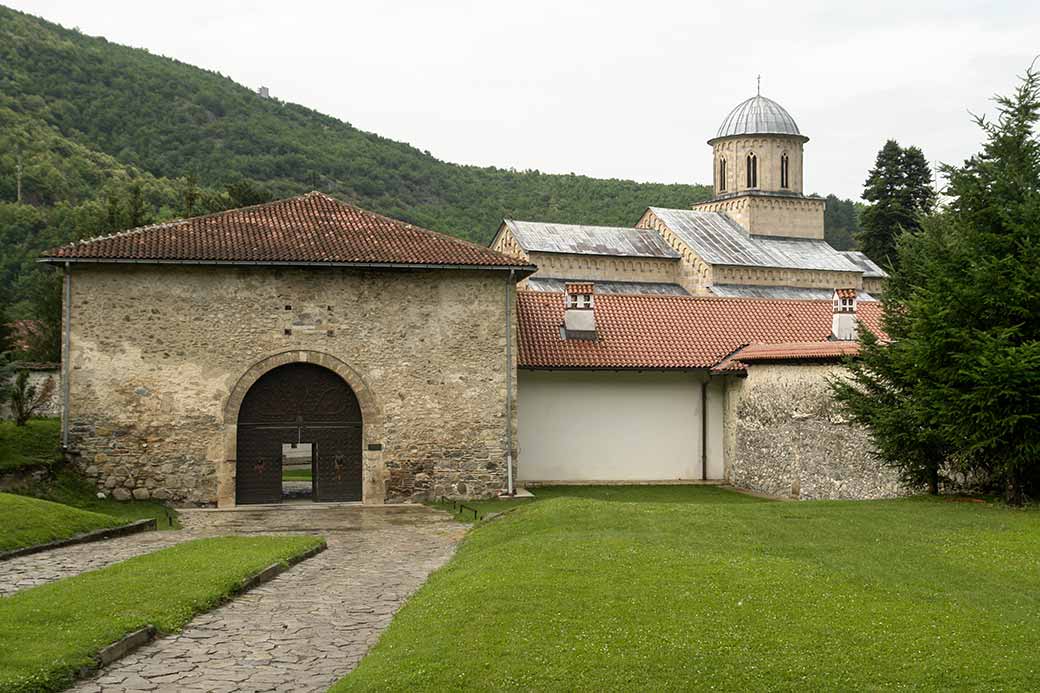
[[834, 288, 858, 300], [42, 192, 533, 270], [517, 291, 884, 370], [711, 341, 862, 373]]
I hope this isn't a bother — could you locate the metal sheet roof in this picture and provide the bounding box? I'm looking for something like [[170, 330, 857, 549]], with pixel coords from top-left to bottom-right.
[[503, 220, 680, 259], [715, 95, 802, 139], [709, 284, 877, 301], [840, 251, 888, 278], [648, 208, 862, 273], [526, 277, 689, 296]]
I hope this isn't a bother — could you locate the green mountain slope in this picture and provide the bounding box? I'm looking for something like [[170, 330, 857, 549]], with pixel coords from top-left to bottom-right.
[[0, 4, 710, 242]]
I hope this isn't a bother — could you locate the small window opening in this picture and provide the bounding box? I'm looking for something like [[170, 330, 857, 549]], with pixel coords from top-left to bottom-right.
[[780, 153, 790, 188], [746, 153, 758, 188]]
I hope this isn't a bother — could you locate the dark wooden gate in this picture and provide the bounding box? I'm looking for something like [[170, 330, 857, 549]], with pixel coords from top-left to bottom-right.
[[236, 363, 363, 504]]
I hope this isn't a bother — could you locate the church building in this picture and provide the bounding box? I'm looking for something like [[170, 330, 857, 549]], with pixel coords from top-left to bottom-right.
[[42, 92, 904, 507]]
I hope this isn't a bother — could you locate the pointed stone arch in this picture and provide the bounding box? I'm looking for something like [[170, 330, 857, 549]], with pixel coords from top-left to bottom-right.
[[218, 350, 385, 507]]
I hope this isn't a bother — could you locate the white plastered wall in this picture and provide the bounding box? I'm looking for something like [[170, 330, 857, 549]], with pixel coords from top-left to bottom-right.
[[518, 370, 725, 482]]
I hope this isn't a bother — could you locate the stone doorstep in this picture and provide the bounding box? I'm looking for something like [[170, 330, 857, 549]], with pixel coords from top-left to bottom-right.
[[74, 540, 328, 686], [0, 518, 158, 562]]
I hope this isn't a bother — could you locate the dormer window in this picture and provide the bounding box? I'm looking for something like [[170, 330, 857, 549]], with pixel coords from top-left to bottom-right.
[[746, 153, 758, 188], [780, 153, 790, 188]]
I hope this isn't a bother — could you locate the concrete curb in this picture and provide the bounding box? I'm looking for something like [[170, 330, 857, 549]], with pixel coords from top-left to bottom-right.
[[0, 518, 157, 562], [78, 539, 328, 681]]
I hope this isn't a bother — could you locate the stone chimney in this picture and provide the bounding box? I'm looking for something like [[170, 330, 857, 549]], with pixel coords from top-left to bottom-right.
[[831, 288, 858, 341], [563, 282, 596, 340]]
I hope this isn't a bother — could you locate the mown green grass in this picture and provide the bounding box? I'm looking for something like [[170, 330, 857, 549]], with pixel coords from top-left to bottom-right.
[[0, 418, 62, 472], [1, 417, 179, 529], [429, 484, 761, 522], [0, 492, 122, 553], [335, 490, 1040, 691], [282, 468, 312, 480], [0, 535, 324, 693], [21, 469, 179, 530]]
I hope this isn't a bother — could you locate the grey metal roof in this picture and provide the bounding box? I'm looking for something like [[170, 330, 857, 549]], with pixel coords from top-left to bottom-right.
[[840, 251, 888, 279], [526, 277, 690, 296], [715, 95, 803, 140], [503, 220, 680, 259], [648, 208, 862, 273], [709, 284, 877, 302]]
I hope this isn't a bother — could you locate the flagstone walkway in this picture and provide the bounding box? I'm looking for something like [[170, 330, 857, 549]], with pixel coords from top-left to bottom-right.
[[4, 504, 462, 692]]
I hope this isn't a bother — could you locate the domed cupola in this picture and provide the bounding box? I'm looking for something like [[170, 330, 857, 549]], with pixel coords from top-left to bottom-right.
[[712, 95, 807, 143], [706, 91, 809, 198]]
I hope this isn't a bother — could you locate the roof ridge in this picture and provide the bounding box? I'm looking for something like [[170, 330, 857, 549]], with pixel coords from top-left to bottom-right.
[[516, 288, 858, 306], [58, 191, 323, 252]]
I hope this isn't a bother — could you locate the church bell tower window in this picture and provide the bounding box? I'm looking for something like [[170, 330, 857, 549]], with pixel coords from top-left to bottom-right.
[[746, 153, 758, 189], [781, 153, 790, 188], [719, 158, 727, 192]]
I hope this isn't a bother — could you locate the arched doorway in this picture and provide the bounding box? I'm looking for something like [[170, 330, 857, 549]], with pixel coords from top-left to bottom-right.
[[235, 362, 363, 504]]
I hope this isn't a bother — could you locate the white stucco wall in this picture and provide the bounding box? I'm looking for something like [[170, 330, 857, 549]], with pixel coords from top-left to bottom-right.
[[518, 370, 716, 482]]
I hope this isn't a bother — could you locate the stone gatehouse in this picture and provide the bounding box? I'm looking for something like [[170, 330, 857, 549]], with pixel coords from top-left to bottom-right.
[[44, 193, 533, 506]]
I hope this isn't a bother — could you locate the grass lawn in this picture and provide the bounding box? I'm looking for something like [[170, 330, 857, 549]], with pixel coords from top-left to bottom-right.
[[0, 418, 62, 471], [283, 468, 312, 480], [428, 484, 757, 522], [335, 487, 1040, 691], [1, 417, 179, 528], [0, 535, 324, 693], [0, 492, 124, 553], [21, 469, 180, 530]]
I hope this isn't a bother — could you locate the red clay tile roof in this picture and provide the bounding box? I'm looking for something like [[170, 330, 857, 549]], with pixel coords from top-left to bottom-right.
[[834, 288, 858, 299], [41, 192, 534, 270], [516, 291, 884, 370], [711, 341, 862, 373], [565, 282, 595, 294]]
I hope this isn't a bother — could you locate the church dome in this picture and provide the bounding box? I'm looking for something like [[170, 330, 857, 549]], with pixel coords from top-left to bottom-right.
[[713, 95, 804, 140]]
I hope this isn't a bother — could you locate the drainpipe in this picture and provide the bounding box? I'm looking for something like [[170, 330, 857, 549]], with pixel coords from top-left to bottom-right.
[[701, 377, 708, 481], [62, 262, 71, 449], [504, 269, 515, 496]]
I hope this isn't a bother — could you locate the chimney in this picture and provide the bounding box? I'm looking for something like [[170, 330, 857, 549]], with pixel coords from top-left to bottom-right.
[[563, 283, 597, 340], [831, 288, 858, 341]]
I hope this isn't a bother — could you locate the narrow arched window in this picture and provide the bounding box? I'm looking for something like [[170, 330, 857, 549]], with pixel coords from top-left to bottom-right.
[[719, 158, 727, 192], [780, 153, 789, 188], [746, 153, 757, 188]]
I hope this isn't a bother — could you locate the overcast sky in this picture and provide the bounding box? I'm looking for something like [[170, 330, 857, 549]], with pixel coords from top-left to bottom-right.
[[9, 0, 1039, 199]]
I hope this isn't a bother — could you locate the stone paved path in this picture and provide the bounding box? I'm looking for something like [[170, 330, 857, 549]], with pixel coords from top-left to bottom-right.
[[0, 529, 193, 597], [3, 504, 462, 692]]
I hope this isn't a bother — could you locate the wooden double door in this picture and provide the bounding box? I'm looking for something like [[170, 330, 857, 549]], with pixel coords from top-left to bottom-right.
[[235, 363, 362, 504]]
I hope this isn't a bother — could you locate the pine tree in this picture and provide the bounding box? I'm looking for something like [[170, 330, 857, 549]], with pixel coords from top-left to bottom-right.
[[833, 65, 1040, 504], [859, 140, 935, 268]]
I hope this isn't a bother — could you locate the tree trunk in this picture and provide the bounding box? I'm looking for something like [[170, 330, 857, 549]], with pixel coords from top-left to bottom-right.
[[928, 467, 939, 496], [1006, 475, 1024, 507]]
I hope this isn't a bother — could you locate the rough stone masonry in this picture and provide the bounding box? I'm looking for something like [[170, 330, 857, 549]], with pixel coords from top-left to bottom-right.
[[65, 264, 517, 506]]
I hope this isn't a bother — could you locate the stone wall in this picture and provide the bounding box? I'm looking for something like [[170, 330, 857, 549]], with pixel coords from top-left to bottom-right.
[[723, 363, 906, 500], [693, 192, 826, 240], [65, 265, 517, 506], [710, 134, 806, 195]]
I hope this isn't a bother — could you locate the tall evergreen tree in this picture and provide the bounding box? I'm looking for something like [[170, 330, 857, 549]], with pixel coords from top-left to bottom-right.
[[859, 140, 935, 268], [833, 65, 1040, 504]]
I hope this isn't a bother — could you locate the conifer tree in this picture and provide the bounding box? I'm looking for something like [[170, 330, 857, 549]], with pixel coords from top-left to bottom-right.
[[834, 65, 1040, 503], [859, 140, 935, 268]]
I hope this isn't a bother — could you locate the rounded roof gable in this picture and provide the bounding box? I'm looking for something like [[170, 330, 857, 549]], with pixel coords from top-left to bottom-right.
[[713, 95, 804, 141]]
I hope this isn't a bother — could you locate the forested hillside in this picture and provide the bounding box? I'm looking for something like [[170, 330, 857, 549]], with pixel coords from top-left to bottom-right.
[[0, 4, 856, 318]]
